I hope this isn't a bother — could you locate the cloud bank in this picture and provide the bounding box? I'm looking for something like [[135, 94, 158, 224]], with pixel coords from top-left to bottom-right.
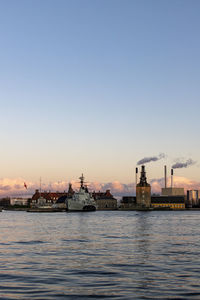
[[0, 176, 200, 198]]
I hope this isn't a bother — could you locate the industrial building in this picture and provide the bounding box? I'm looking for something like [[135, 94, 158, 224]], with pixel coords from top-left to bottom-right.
[[152, 166, 185, 210], [120, 165, 187, 210], [161, 166, 185, 196], [151, 196, 185, 210], [162, 187, 185, 196], [186, 190, 200, 208]]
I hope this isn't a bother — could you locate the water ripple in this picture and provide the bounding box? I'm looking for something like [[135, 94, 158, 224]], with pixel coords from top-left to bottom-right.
[[0, 211, 200, 299]]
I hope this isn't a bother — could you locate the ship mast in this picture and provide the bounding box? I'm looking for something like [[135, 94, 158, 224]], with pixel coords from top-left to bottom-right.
[[79, 174, 85, 188]]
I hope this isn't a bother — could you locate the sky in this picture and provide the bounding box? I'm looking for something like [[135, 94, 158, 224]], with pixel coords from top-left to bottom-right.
[[0, 0, 200, 197]]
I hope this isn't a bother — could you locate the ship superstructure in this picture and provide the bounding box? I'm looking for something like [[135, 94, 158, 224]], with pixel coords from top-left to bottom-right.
[[66, 174, 96, 212]]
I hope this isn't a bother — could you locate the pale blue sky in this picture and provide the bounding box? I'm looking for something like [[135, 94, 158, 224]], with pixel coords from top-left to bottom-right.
[[0, 0, 199, 185]]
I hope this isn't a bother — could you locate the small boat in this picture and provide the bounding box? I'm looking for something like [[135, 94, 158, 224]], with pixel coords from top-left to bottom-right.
[[66, 174, 96, 212]]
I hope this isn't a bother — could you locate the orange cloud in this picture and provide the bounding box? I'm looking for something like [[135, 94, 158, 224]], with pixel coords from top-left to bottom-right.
[[0, 178, 34, 197]]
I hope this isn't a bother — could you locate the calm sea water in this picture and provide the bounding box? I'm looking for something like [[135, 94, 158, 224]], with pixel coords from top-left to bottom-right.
[[0, 210, 200, 299]]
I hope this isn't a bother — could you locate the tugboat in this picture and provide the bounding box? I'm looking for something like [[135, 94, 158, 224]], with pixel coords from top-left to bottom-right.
[[66, 174, 96, 212]]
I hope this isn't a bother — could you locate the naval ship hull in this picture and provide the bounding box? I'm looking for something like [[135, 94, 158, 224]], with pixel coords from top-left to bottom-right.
[[66, 200, 96, 212]]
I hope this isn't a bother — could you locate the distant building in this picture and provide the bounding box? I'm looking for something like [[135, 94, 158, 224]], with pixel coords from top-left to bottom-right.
[[136, 165, 151, 209], [0, 197, 10, 208], [120, 195, 185, 210], [93, 190, 117, 210], [120, 196, 136, 210], [161, 187, 185, 196], [157, 167, 185, 209], [31, 184, 74, 208], [120, 165, 188, 211], [151, 196, 185, 210], [10, 198, 28, 206], [31, 190, 65, 207], [186, 190, 200, 208]]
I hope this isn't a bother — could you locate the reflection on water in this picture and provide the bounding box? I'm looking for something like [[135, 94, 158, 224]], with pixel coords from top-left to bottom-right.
[[0, 210, 200, 299]]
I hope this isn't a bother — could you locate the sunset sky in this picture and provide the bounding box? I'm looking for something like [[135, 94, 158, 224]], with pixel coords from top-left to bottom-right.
[[0, 0, 200, 196]]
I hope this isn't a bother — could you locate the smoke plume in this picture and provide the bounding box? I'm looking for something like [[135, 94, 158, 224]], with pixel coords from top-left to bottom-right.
[[137, 153, 165, 165], [172, 159, 196, 169]]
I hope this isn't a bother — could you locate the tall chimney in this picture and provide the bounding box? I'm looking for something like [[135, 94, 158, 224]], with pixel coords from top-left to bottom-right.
[[164, 165, 167, 188], [171, 169, 173, 188], [136, 167, 138, 187]]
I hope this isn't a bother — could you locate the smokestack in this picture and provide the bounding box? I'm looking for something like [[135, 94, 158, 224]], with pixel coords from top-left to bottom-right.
[[136, 167, 138, 187], [171, 169, 173, 188], [164, 165, 167, 188]]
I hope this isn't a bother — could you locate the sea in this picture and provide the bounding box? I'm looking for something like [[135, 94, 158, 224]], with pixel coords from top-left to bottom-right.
[[0, 210, 200, 299]]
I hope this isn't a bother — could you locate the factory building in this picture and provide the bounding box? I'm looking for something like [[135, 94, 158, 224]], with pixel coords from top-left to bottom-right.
[[136, 165, 151, 209], [186, 190, 200, 208], [161, 187, 185, 196], [162, 167, 185, 196], [120, 165, 189, 211], [151, 196, 185, 210], [152, 166, 185, 210]]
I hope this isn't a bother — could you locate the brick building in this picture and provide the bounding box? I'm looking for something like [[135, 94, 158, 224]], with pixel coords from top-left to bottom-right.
[[31, 183, 74, 208], [92, 190, 117, 210]]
